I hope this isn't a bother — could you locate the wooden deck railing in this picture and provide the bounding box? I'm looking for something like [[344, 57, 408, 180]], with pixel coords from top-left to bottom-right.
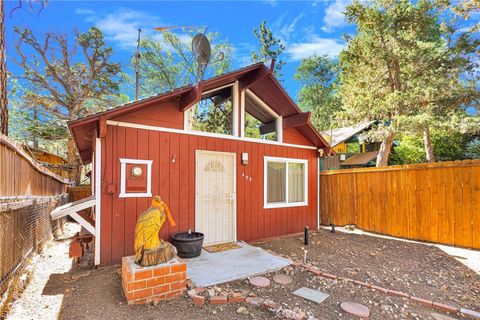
[[320, 160, 480, 249]]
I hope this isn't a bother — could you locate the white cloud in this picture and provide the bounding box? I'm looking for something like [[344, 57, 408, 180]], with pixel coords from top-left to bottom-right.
[[321, 0, 350, 32], [233, 42, 256, 67], [262, 0, 278, 7], [76, 8, 168, 49], [75, 8, 95, 15], [286, 35, 345, 60]]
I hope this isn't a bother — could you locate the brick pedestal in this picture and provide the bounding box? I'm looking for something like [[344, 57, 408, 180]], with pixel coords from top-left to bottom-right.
[[121, 255, 187, 305]]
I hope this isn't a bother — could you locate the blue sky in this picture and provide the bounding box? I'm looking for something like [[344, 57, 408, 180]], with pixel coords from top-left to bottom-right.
[[5, 0, 354, 101]]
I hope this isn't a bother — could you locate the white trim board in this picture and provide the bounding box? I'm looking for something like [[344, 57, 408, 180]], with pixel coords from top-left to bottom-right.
[[51, 196, 96, 220], [119, 158, 153, 198], [94, 138, 102, 265], [263, 156, 309, 209], [106, 120, 318, 151]]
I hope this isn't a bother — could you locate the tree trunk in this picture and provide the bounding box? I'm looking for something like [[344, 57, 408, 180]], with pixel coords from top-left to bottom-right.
[[376, 131, 396, 167], [67, 137, 81, 184], [423, 126, 435, 163], [0, 0, 8, 135]]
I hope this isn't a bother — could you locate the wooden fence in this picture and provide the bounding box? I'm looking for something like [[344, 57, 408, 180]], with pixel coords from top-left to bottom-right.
[[320, 160, 480, 249], [67, 185, 92, 202], [0, 134, 69, 196], [0, 133, 70, 306]]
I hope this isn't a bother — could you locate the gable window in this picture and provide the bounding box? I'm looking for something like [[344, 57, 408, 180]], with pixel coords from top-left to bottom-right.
[[242, 90, 282, 142], [189, 84, 234, 135], [264, 157, 308, 208]]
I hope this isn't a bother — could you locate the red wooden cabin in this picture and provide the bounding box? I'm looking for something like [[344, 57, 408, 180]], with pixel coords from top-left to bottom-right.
[[69, 62, 331, 265]]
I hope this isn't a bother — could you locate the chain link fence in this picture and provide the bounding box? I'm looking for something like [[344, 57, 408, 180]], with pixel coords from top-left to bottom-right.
[[0, 194, 68, 313]]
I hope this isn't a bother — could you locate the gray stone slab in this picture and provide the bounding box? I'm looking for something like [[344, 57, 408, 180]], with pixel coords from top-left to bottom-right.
[[293, 287, 329, 304], [185, 242, 291, 287]]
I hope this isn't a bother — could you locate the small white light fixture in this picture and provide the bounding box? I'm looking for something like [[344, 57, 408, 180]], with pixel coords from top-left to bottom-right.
[[339, 154, 346, 161], [241, 152, 248, 165]]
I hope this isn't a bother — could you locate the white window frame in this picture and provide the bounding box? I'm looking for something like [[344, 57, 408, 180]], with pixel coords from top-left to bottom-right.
[[263, 156, 308, 209], [119, 158, 153, 198]]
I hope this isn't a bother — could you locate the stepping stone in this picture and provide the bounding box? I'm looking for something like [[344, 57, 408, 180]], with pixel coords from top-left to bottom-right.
[[249, 276, 270, 287], [340, 302, 370, 318], [431, 312, 458, 320], [293, 287, 329, 304], [273, 274, 293, 285]]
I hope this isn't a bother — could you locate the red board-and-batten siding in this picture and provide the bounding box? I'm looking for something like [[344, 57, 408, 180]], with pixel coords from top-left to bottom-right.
[[99, 114, 319, 266]]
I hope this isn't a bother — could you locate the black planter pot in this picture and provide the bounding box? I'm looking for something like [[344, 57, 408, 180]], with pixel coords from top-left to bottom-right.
[[171, 231, 204, 258]]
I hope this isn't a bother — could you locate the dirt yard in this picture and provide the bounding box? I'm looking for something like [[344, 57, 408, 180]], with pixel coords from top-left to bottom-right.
[[6, 227, 480, 320]]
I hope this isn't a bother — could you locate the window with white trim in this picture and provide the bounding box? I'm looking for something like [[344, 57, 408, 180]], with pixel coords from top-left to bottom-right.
[[264, 157, 308, 208], [119, 158, 153, 198]]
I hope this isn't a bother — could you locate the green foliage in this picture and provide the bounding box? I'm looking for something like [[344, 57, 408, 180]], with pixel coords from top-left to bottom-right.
[[12, 26, 122, 181], [339, 0, 479, 165], [193, 98, 232, 135], [294, 55, 342, 131], [13, 26, 122, 120], [138, 30, 233, 97], [251, 20, 285, 79], [392, 131, 480, 164]]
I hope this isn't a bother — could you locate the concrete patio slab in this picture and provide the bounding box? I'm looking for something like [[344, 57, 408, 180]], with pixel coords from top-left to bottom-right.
[[185, 242, 291, 287]]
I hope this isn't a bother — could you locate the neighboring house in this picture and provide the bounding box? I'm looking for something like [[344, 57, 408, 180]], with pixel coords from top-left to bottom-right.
[[57, 63, 331, 265], [321, 121, 378, 170], [23, 145, 74, 179]]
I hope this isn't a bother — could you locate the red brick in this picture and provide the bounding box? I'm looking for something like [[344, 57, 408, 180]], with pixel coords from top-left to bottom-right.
[[171, 263, 186, 273], [147, 276, 166, 287], [153, 266, 170, 277], [433, 302, 458, 314], [124, 271, 133, 282], [133, 288, 153, 300], [410, 296, 433, 307], [166, 273, 183, 283], [388, 290, 409, 298], [125, 291, 134, 301], [186, 279, 195, 290], [170, 280, 186, 291], [210, 296, 228, 305], [152, 294, 166, 305], [135, 270, 152, 281], [194, 287, 205, 294], [228, 293, 246, 303], [133, 298, 148, 305], [127, 280, 147, 291], [192, 295, 205, 306], [166, 290, 183, 300], [322, 273, 337, 280], [153, 284, 170, 294], [370, 285, 388, 293], [352, 280, 371, 287]]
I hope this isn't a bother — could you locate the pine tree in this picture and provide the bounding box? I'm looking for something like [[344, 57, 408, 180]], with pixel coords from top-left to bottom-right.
[[251, 20, 285, 79], [294, 55, 342, 131], [339, 0, 479, 166]]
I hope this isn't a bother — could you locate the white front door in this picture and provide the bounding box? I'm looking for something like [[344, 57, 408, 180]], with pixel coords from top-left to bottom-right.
[[195, 150, 236, 245]]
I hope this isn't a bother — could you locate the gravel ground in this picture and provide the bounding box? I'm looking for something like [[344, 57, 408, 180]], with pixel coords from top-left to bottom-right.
[[5, 225, 480, 320], [256, 229, 480, 312], [6, 223, 81, 320]]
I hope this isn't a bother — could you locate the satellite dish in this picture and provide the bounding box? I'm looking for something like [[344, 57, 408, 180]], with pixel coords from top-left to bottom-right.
[[192, 33, 211, 65]]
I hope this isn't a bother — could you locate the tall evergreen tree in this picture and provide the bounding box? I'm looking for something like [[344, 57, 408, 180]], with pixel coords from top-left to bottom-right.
[[251, 20, 285, 79], [294, 55, 342, 131], [339, 0, 479, 166]]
